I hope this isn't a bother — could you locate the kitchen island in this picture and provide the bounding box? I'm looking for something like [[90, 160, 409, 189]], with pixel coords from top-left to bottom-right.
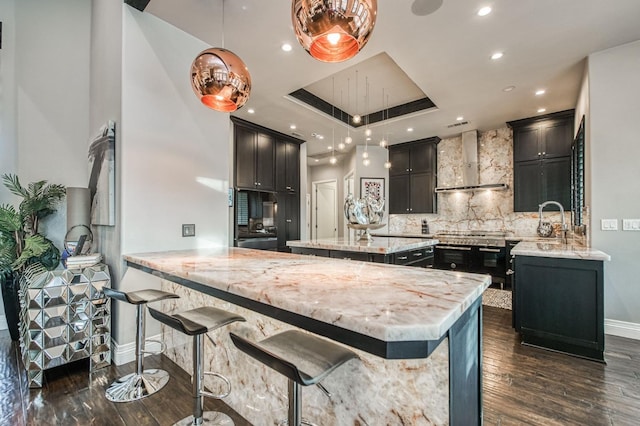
[[124, 248, 490, 425], [511, 241, 610, 361], [287, 236, 439, 267]]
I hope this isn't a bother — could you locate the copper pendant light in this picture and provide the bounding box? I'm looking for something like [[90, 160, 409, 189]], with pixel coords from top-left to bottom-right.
[[190, 0, 251, 112], [291, 0, 377, 63], [190, 48, 251, 112]]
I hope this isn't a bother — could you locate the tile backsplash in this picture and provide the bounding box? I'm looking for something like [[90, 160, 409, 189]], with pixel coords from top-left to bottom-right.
[[388, 127, 570, 238]]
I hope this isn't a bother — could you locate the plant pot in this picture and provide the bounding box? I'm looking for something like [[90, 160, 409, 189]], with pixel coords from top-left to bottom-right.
[[1, 270, 21, 341]]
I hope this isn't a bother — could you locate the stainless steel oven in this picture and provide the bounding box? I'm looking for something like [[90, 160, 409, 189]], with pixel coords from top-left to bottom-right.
[[433, 231, 507, 285], [434, 245, 475, 272]]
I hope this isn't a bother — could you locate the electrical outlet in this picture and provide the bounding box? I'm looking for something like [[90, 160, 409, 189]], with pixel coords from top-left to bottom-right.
[[182, 224, 195, 237], [623, 219, 640, 231], [600, 219, 618, 231]]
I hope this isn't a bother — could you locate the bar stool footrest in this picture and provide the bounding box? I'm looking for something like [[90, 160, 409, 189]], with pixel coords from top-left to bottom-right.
[[201, 371, 231, 400], [174, 411, 234, 425], [141, 338, 166, 356]]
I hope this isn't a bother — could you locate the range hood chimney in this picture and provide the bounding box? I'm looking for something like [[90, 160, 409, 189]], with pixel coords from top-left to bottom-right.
[[435, 130, 508, 193]]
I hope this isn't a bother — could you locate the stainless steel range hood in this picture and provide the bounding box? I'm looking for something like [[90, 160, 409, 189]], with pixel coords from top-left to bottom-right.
[[435, 130, 509, 193]]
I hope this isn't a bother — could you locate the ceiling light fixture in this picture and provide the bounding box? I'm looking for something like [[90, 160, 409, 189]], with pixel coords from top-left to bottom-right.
[[362, 77, 371, 166], [190, 0, 251, 112], [290, 124, 296, 129], [329, 77, 338, 165], [537, 108, 547, 113], [291, 0, 378, 63], [477, 6, 492, 16], [503, 85, 515, 92], [345, 81, 353, 144], [535, 89, 546, 96], [247, 108, 255, 114], [380, 91, 389, 150], [353, 70, 361, 124], [281, 43, 293, 52], [491, 52, 504, 60], [456, 116, 464, 121], [407, 127, 414, 132]]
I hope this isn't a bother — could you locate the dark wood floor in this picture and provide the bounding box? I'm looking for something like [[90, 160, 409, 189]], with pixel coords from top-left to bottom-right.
[[2, 306, 639, 425]]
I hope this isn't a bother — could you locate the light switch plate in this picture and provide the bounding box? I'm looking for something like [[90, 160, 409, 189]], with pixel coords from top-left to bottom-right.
[[182, 224, 196, 237], [623, 219, 640, 231], [601, 219, 618, 231]]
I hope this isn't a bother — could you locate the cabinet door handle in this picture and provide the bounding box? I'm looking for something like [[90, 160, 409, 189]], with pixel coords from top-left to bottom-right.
[[479, 248, 501, 253], [412, 252, 423, 257], [436, 245, 472, 251], [286, 219, 292, 223], [397, 256, 408, 260]]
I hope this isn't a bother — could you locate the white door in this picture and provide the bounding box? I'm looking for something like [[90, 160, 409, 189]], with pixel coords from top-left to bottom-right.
[[313, 180, 337, 239]]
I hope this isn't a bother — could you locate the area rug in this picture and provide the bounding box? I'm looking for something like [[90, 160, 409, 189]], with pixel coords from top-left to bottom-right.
[[482, 288, 512, 310]]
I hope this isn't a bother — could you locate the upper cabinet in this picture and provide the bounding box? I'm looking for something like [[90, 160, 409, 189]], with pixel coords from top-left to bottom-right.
[[276, 139, 300, 193], [235, 124, 276, 191], [233, 117, 303, 193], [508, 110, 575, 212], [388, 137, 439, 214]]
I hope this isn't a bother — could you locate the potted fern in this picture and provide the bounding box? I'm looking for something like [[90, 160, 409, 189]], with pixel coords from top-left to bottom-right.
[[0, 174, 66, 340]]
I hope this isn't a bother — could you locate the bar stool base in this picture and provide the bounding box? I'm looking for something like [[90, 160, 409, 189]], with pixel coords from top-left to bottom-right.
[[174, 411, 234, 425], [105, 369, 170, 402]]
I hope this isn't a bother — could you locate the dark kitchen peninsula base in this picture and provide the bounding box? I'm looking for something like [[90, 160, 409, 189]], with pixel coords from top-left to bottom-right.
[[290, 245, 434, 267], [514, 255, 605, 362]]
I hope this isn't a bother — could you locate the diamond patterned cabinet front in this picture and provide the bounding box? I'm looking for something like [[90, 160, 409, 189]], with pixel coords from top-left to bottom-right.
[[18, 263, 111, 388]]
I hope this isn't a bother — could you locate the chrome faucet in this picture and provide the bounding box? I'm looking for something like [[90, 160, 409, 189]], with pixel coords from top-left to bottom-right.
[[538, 201, 568, 241]]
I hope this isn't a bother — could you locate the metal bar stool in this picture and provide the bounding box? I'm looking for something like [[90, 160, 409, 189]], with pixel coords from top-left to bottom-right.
[[103, 288, 179, 402], [229, 330, 358, 426], [148, 306, 245, 426]]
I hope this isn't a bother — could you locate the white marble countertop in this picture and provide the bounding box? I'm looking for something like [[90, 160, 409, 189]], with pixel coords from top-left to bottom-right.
[[511, 241, 611, 261], [286, 236, 439, 254], [124, 248, 490, 342], [371, 232, 435, 239]]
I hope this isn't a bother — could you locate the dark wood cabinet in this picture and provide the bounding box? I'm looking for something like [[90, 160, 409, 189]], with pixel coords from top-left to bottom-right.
[[234, 124, 275, 191], [509, 110, 574, 212], [514, 255, 604, 361], [276, 139, 300, 193], [276, 192, 300, 252], [232, 117, 303, 252], [290, 245, 434, 267], [388, 137, 439, 214]]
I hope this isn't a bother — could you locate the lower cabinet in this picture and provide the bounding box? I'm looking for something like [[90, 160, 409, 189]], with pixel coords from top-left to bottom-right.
[[514, 255, 604, 361], [290, 246, 434, 267], [276, 192, 299, 252]]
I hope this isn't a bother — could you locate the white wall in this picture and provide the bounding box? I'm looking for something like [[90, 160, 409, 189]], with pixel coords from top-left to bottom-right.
[[588, 40, 640, 327], [114, 8, 232, 347], [0, 0, 92, 327]]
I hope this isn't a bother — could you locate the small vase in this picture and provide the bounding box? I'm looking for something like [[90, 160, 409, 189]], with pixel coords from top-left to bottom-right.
[[1, 270, 21, 341]]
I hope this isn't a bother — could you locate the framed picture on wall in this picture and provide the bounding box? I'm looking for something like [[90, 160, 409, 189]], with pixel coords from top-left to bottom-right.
[[360, 177, 384, 201]]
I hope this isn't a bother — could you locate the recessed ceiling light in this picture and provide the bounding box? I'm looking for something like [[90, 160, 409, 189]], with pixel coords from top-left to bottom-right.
[[247, 108, 255, 114], [537, 108, 546, 113], [327, 145, 332, 150], [366, 137, 372, 141], [535, 89, 546, 96], [281, 43, 292, 52], [491, 52, 504, 60], [290, 124, 296, 130], [314, 159, 319, 162], [456, 116, 464, 121], [318, 135, 324, 140], [477, 6, 492, 16], [407, 127, 414, 132], [503, 85, 516, 92]]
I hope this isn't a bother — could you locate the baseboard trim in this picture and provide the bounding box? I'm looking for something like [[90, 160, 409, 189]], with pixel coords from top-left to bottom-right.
[[111, 334, 163, 366], [605, 318, 640, 341], [0, 315, 7, 331]]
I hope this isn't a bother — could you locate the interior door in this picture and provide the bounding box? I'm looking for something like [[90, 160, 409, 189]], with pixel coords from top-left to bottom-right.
[[314, 181, 337, 239]]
